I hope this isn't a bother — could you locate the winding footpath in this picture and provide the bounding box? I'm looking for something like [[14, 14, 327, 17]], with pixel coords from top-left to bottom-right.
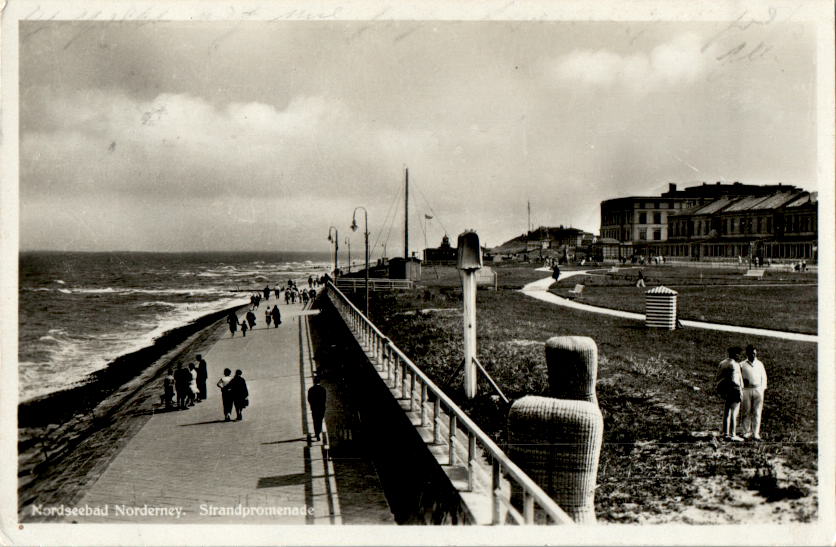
[[521, 268, 817, 343]]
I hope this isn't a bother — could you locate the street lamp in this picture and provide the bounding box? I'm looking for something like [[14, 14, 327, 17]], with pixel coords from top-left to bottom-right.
[[327, 226, 339, 278], [345, 236, 352, 273], [351, 207, 369, 316]]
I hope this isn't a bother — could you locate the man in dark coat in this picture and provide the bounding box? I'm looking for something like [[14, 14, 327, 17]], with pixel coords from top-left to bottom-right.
[[307, 376, 326, 441], [229, 369, 249, 421], [195, 354, 208, 401], [271, 304, 282, 327], [245, 310, 257, 329], [173, 363, 192, 410]]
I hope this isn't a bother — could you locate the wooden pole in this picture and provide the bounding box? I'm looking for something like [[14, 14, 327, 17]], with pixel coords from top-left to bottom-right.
[[461, 269, 477, 398], [404, 167, 409, 259]]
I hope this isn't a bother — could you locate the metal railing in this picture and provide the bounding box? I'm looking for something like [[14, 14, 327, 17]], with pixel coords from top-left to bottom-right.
[[325, 282, 573, 525], [335, 278, 414, 291]]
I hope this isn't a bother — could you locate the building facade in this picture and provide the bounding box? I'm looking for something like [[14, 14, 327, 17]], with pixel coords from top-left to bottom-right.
[[599, 182, 815, 263]]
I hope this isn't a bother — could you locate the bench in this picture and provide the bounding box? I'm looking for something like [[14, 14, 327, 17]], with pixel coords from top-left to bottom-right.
[[568, 284, 585, 299], [743, 269, 765, 279]]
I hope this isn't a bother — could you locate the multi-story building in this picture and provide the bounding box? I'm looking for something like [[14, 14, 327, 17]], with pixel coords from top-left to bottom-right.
[[598, 182, 808, 261], [667, 190, 817, 263]]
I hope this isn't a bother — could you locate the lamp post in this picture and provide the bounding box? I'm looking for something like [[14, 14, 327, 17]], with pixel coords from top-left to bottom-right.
[[345, 236, 352, 273], [327, 226, 339, 277], [351, 207, 369, 316]]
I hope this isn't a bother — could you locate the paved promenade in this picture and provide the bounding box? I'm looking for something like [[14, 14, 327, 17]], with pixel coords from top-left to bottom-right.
[[522, 269, 817, 343], [71, 301, 341, 524]]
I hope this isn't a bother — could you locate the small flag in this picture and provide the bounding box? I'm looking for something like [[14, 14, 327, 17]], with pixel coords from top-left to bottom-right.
[[424, 214, 433, 219]]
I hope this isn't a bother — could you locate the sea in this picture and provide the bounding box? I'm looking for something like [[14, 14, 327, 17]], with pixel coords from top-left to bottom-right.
[[18, 251, 332, 402]]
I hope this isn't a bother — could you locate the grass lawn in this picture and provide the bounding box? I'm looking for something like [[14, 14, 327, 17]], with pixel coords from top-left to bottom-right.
[[550, 266, 817, 334], [349, 265, 818, 523]]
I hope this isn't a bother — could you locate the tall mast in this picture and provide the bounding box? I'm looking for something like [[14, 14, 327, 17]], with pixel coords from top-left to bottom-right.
[[527, 200, 531, 234], [404, 167, 409, 259]]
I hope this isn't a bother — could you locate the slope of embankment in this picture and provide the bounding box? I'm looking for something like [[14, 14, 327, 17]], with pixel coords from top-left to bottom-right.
[[18, 304, 246, 514]]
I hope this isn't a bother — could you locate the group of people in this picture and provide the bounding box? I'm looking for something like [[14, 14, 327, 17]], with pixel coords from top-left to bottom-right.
[[217, 368, 249, 421], [227, 305, 282, 337], [161, 357, 250, 422], [161, 355, 208, 410], [715, 344, 768, 441]]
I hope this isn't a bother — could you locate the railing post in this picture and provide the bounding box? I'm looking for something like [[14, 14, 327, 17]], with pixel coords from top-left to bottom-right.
[[409, 372, 416, 411], [448, 414, 457, 466], [467, 431, 476, 492], [420, 383, 427, 427], [401, 362, 407, 398], [433, 398, 441, 444], [492, 458, 501, 525], [523, 492, 535, 524]]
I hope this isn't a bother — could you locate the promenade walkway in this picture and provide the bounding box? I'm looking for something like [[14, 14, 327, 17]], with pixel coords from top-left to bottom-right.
[[70, 301, 342, 524], [522, 269, 817, 343]]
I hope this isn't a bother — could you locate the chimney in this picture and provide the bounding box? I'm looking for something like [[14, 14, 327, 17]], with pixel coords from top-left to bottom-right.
[[668, 183, 677, 193]]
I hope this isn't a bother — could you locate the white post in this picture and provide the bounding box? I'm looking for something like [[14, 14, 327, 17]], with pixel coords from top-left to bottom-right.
[[461, 269, 478, 398]]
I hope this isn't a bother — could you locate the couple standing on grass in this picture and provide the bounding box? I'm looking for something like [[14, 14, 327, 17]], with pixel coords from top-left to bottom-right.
[[716, 344, 768, 442], [217, 368, 249, 422]]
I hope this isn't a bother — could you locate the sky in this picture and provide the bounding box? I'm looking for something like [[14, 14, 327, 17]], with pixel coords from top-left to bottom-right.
[[18, 15, 819, 255]]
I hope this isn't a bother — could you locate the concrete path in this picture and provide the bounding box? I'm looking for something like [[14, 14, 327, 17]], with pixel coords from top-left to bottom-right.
[[522, 269, 817, 343], [71, 301, 341, 524]]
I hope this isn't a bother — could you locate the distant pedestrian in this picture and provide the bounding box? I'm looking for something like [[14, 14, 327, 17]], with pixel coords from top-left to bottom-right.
[[217, 368, 234, 421], [307, 376, 326, 441], [302, 290, 309, 306], [801, 260, 807, 272], [245, 310, 257, 329], [240, 320, 249, 337], [263, 285, 271, 301], [635, 270, 646, 288], [271, 303, 282, 327], [551, 264, 561, 282], [174, 363, 192, 410], [196, 355, 208, 401], [308, 275, 314, 288], [274, 288, 280, 299], [227, 312, 239, 337], [308, 288, 316, 302], [265, 306, 272, 327], [229, 369, 249, 421], [740, 344, 767, 441], [716, 346, 744, 442]]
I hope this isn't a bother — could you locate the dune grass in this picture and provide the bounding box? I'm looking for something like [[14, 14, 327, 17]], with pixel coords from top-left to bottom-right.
[[351, 265, 818, 523]]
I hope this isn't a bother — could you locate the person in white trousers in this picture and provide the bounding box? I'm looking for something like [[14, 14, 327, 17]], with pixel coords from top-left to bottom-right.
[[740, 344, 767, 440]]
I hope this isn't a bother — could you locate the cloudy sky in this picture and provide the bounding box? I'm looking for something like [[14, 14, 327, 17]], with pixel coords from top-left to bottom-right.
[[19, 14, 819, 254]]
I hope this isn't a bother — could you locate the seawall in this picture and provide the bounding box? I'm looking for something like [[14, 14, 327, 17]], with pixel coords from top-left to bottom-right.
[[18, 303, 246, 512]]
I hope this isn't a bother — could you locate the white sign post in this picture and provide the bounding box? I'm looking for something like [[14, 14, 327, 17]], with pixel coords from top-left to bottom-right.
[[457, 230, 483, 399]]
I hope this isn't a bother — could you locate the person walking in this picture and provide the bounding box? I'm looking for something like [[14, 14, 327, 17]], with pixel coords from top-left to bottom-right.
[[195, 354, 208, 401], [307, 375, 327, 441], [265, 306, 272, 328], [263, 285, 271, 302], [240, 319, 249, 337], [217, 368, 234, 422], [271, 303, 282, 327], [174, 363, 192, 410], [635, 269, 646, 288], [227, 312, 239, 337], [716, 347, 744, 441], [245, 310, 257, 329], [229, 369, 249, 421], [740, 344, 767, 440], [187, 363, 199, 406], [162, 369, 176, 410], [551, 264, 561, 282]]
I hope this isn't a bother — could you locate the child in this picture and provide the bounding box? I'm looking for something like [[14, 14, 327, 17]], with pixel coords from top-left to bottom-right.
[[161, 373, 175, 409], [240, 320, 249, 337]]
